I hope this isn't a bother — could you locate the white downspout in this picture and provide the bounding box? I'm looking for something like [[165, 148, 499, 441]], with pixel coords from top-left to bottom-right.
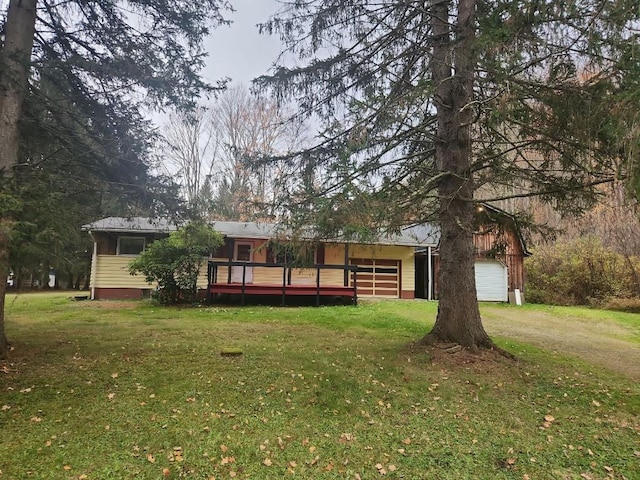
[[427, 246, 433, 301], [90, 232, 97, 300]]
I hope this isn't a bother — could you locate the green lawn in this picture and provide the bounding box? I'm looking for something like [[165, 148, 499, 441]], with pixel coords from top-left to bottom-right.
[[1, 294, 639, 479]]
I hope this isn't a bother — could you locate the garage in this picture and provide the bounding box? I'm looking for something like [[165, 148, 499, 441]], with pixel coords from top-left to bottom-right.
[[475, 260, 508, 302], [350, 258, 400, 297]]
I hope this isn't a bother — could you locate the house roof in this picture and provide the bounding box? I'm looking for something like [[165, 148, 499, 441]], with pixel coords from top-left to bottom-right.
[[82, 217, 440, 247]]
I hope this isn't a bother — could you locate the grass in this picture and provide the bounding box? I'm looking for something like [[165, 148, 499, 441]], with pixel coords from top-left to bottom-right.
[[1, 294, 639, 479]]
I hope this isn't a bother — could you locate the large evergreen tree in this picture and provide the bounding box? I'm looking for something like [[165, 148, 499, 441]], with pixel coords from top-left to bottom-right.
[[256, 0, 640, 350], [0, 0, 230, 357]]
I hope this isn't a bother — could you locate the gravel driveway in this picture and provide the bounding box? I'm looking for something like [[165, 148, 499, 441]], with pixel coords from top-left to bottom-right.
[[480, 306, 640, 381]]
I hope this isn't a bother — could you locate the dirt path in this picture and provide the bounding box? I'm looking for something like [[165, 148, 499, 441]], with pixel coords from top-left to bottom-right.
[[480, 306, 640, 381]]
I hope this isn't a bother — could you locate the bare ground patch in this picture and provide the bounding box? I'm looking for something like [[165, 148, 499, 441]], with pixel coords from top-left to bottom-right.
[[401, 342, 516, 376]]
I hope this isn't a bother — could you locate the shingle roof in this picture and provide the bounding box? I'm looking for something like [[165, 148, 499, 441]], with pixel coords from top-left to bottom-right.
[[82, 217, 177, 233], [82, 217, 439, 247]]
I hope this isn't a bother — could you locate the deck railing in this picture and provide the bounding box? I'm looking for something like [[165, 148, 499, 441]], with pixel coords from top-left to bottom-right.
[[207, 260, 359, 306]]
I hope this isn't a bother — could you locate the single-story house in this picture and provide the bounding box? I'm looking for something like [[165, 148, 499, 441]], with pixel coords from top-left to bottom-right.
[[82, 217, 436, 302], [83, 208, 529, 303]]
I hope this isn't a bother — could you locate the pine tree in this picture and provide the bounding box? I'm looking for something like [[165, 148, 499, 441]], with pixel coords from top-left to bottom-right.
[[256, 0, 640, 350], [0, 0, 230, 357]]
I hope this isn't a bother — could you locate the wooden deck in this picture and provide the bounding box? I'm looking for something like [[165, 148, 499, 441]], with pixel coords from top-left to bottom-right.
[[207, 260, 358, 306]]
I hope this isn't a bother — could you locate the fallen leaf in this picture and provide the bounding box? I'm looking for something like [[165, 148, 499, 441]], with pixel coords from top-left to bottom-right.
[[402, 438, 411, 445], [603, 466, 613, 473], [388, 464, 397, 472], [220, 456, 235, 465], [107, 393, 115, 400], [339, 433, 354, 443], [162, 467, 171, 477], [592, 400, 601, 407], [580, 474, 592, 480], [289, 461, 297, 468], [30, 416, 42, 423], [229, 471, 237, 478], [544, 415, 555, 423], [1, 405, 10, 411], [147, 454, 155, 463], [111, 372, 118, 379], [220, 445, 228, 453], [63, 465, 72, 471], [263, 458, 272, 467]]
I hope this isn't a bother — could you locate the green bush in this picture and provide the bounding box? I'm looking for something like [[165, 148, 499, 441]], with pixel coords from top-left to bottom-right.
[[128, 222, 223, 305], [525, 236, 640, 306]]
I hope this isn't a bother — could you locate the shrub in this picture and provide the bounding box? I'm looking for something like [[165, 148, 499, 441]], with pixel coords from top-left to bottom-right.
[[128, 222, 223, 304], [525, 236, 640, 306]]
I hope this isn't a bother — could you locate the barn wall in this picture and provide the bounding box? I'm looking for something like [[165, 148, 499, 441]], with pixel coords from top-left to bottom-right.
[[429, 224, 527, 301]]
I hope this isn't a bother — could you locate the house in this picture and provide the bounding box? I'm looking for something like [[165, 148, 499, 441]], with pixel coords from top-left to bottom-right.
[[412, 204, 531, 302], [82, 217, 436, 302], [83, 207, 529, 303]]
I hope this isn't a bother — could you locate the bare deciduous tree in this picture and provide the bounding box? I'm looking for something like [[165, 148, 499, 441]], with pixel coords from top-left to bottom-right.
[[162, 85, 308, 220]]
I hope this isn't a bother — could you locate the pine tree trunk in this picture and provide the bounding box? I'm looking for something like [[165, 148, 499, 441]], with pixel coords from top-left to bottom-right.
[[0, 227, 9, 357], [419, 0, 494, 350], [0, 0, 38, 357]]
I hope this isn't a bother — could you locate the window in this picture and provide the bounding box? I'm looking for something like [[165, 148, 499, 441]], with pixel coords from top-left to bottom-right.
[[266, 242, 324, 266], [117, 236, 145, 255]]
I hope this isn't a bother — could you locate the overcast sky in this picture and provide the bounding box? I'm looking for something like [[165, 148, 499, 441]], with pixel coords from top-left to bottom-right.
[[203, 0, 284, 88]]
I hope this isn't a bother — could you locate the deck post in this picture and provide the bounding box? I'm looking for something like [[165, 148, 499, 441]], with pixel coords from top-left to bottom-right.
[[207, 263, 213, 304], [227, 239, 234, 284], [353, 267, 358, 306], [281, 266, 287, 306], [316, 267, 321, 307], [241, 264, 246, 306], [343, 244, 349, 286]]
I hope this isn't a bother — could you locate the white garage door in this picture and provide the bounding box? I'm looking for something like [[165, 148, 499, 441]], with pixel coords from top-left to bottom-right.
[[475, 260, 508, 302]]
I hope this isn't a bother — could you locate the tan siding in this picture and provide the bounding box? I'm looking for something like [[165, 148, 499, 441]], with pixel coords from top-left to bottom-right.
[[348, 244, 415, 297], [93, 255, 153, 288], [253, 266, 284, 284], [325, 243, 346, 265], [196, 260, 209, 289], [94, 255, 210, 289]]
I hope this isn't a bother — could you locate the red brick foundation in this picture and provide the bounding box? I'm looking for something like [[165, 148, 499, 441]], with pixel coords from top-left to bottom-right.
[[94, 288, 148, 300]]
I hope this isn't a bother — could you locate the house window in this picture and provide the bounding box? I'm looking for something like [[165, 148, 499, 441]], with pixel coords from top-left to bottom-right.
[[267, 243, 324, 266], [117, 236, 145, 255]]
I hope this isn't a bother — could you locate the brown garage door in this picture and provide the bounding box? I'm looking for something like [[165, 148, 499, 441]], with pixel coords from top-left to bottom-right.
[[349, 258, 400, 297]]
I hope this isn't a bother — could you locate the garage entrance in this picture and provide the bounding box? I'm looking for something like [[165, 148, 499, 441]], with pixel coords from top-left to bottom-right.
[[475, 260, 508, 302], [350, 258, 400, 297]]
